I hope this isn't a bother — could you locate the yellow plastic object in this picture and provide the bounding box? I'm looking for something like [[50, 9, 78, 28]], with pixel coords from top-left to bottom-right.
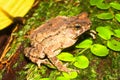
[[0, 0, 35, 30]]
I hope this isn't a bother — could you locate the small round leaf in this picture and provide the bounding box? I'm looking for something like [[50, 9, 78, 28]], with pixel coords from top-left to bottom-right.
[[96, 26, 114, 40], [114, 29, 120, 38], [56, 76, 70, 80], [107, 39, 120, 51], [57, 52, 75, 62], [90, 0, 103, 6], [97, 13, 114, 19], [74, 56, 89, 69], [62, 71, 78, 79], [40, 78, 50, 80], [90, 44, 109, 56], [115, 14, 120, 22], [96, 3, 110, 9], [76, 39, 93, 48], [110, 2, 120, 10]]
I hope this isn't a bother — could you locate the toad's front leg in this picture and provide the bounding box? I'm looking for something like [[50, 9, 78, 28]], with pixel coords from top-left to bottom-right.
[[45, 47, 70, 72], [48, 56, 70, 72]]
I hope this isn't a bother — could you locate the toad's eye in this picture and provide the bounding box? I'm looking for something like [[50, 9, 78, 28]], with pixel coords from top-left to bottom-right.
[[75, 24, 81, 29]]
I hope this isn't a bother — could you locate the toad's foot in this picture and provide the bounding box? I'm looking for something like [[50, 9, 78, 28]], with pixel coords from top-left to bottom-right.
[[90, 30, 97, 39]]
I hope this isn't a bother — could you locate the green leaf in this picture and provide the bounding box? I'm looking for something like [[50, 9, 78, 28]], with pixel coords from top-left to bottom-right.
[[107, 39, 120, 51], [90, 0, 103, 6], [57, 52, 75, 62], [90, 44, 109, 56], [69, 71, 78, 79], [115, 14, 120, 22], [96, 3, 110, 9], [40, 78, 50, 80], [110, 2, 120, 10], [76, 39, 93, 48], [62, 71, 78, 79], [74, 55, 89, 69], [97, 13, 114, 19], [62, 72, 70, 79], [56, 76, 70, 80], [0, 0, 35, 30], [114, 29, 120, 38], [96, 26, 114, 40], [32, 72, 42, 80]]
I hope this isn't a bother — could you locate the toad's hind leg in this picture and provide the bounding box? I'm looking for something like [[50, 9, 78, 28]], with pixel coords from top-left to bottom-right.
[[24, 47, 45, 59], [24, 47, 54, 67], [28, 56, 54, 68]]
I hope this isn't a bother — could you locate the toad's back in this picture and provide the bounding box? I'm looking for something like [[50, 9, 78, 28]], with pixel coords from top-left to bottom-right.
[[24, 12, 91, 72], [29, 16, 68, 42]]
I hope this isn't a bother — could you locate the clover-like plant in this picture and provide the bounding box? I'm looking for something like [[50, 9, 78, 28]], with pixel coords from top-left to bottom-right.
[[56, 71, 78, 80], [57, 38, 109, 71], [76, 39, 109, 57], [90, 0, 120, 22], [57, 25, 120, 75], [96, 26, 120, 51]]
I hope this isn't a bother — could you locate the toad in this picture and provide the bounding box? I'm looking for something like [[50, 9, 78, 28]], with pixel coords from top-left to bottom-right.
[[24, 12, 91, 72]]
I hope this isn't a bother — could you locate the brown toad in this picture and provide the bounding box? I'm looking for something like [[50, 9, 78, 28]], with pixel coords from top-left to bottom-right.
[[24, 12, 91, 72]]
